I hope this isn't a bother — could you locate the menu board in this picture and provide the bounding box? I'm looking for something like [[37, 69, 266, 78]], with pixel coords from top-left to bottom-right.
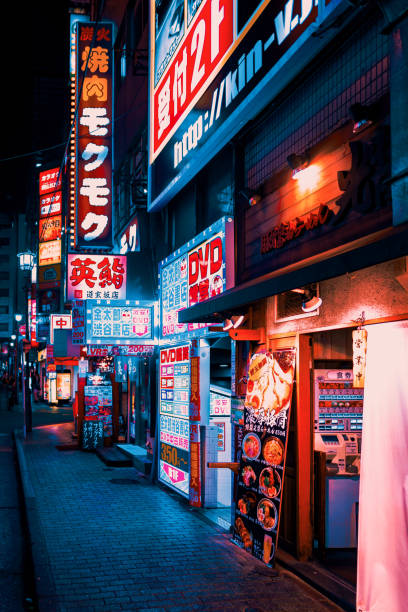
[[159, 344, 190, 497], [314, 369, 364, 432], [232, 349, 296, 567], [84, 377, 113, 437]]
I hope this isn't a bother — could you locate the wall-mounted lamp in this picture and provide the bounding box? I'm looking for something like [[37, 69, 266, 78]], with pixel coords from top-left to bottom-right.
[[238, 189, 261, 207], [349, 103, 372, 134], [223, 314, 246, 331], [291, 286, 322, 313], [287, 151, 309, 179]]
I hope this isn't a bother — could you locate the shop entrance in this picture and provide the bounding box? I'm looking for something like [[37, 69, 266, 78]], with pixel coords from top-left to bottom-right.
[[312, 328, 361, 586]]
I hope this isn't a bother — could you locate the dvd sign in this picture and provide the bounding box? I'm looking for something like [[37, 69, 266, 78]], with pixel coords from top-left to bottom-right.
[[188, 234, 223, 306]]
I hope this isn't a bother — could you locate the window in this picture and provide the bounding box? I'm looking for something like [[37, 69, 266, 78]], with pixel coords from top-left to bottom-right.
[[0, 272, 9, 280], [0, 323, 8, 331], [0, 289, 9, 297], [0, 306, 9, 314], [0, 238, 9, 246]]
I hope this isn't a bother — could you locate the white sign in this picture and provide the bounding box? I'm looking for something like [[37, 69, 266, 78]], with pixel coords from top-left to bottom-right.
[[50, 314, 72, 344]]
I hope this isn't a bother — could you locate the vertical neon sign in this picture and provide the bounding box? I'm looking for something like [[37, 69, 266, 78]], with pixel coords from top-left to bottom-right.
[[76, 23, 113, 248]]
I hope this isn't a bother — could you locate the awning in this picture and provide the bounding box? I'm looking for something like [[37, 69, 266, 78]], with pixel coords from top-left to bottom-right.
[[179, 225, 408, 324]]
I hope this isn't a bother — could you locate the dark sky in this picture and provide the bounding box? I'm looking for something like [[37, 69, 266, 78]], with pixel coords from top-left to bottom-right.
[[0, 1, 69, 215]]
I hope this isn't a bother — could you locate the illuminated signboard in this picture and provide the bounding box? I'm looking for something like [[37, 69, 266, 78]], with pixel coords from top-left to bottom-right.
[[159, 216, 234, 340], [39, 216, 62, 243], [40, 191, 62, 218], [30, 295, 37, 346], [76, 22, 113, 248], [149, 0, 343, 211], [159, 344, 190, 497], [39, 240, 61, 266], [57, 373, 71, 400], [85, 299, 154, 344], [67, 254, 126, 300], [39, 167, 62, 196], [210, 390, 231, 416], [50, 314, 72, 344], [119, 215, 140, 254]]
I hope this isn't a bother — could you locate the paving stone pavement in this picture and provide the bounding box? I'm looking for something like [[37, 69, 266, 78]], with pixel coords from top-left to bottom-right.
[[17, 423, 345, 612]]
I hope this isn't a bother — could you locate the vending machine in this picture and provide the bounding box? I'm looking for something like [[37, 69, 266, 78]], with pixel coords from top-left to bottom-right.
[[314, 369, 364, 548]]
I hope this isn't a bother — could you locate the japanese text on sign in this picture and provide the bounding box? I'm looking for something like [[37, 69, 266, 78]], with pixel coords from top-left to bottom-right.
[[76, 23, 113, 247], [67, 254, 126, 300], [88, 305, 152, 341]]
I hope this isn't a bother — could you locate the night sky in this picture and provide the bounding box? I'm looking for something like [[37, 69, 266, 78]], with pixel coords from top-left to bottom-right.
[[0, 1, 69, 215]]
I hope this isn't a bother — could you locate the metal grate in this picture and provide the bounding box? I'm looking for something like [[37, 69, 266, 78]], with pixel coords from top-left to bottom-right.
[[244, 9, 389, 190]]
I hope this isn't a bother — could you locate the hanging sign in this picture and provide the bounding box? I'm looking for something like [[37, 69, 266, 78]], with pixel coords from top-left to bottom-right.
[[119, 214, 140, 253], [232, 349, 296, 567], [39, 240, 61, 266], [72, 299, 86, 345], [39, 216, 62, 242], [67, 254, 126, 300], [39, 191, 62, 218], [50, 314, 72, 344], [76, 22, 113, 248], [39, 167, 62, 196], [85, 299, 153, 344]]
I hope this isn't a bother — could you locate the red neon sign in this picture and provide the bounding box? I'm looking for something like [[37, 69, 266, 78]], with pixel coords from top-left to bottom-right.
[[39, 167, 62, 195], [76, 23, 113, 248]]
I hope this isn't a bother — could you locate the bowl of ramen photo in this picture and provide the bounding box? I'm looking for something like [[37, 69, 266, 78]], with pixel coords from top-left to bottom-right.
[[237, 491, 257, 515], [242, 433, 261, 461], [262, 437, 284, 466], [259, 467, 281, 498], [241, 465, 257, 487], [257, 498, 277, 531]]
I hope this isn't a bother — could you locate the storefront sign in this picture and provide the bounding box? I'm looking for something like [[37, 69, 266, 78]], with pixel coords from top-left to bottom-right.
[[189, 339, 201, 506], [40, 191, 62, 218], [39, 264, 61, 284], [46, 344, 54, 365], [39, 216, 62, 243], [76, 22, 113, 248], [159, 343, 190, 497], [39, 240, 61, 266], [210, 391, 231, 416], [159, 216, 234, 340], [85, 299, 153, 344], [29, 293, 37, 346], [149, 0, 341, 211], [119, 214, 140, 254], [87, 344, 155, 357], [39, 167, 61, 195], [38, 289, 60, 314], [72, 299, 86, 345], [232, 349, 296, 567], [67, 254, 126, 300], [50, 314, 72, 344]]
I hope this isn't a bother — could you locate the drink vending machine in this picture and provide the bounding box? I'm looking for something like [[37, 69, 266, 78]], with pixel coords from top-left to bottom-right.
[[314, 369, 364, 548]]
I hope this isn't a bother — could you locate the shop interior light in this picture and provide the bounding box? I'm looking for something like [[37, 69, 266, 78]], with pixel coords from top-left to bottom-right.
[[349, 103, 372, 134]]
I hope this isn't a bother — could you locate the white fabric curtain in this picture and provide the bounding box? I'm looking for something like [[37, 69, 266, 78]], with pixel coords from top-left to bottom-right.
[[357, 321, 408, 612]]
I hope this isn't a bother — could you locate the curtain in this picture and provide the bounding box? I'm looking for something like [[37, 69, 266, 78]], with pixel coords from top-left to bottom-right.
[[357, 321, 408, 612]]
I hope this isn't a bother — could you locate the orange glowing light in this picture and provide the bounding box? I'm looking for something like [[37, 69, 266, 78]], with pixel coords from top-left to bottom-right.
[[292, 164, 321, 192]]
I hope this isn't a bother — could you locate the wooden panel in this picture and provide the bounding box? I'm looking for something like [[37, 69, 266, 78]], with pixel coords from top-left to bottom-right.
[[295, 334, 313, 561], [313, 329, 353, 361]]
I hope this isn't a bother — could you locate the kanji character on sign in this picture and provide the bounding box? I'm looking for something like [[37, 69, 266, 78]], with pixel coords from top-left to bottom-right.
[[83, 76, 108, 102], [97, 27, 111, 42], [70, 257, 97, 287], [157, 76, 171, 138], [80, 108, 109, 136], [82, 143, 109, 172], [112, 258, 125, 288], [81, 46, 109, 72], [173, 48, 187, 115], [80, 178, 109, 206], [81, 212, 109, 240], [128, 223, 138, 250], [80, 27, 94, 41]]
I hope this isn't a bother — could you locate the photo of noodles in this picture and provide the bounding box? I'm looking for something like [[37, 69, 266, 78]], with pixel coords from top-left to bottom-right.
[[241, 465, 256, 487], [262, 437, 284, 466], [244, 351, 295, 428], [242, 433, 261, 460], [259, 467, 281, 498], [237, 492, 257, 515], [257, 499, 277, 531]]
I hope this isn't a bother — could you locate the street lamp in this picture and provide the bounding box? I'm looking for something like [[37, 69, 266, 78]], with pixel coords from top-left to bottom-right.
[[11, 334, 16, 340], [17, 250, 35, 438], [15, 314, 23, 322]]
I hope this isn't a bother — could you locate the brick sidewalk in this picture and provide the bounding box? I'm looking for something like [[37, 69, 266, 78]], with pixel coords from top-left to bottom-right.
[[16, 423, 344, 612]]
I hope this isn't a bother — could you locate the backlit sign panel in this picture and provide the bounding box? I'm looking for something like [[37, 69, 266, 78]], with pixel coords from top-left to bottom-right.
[[39, 191, 62, 218], [50, 314, 72, 344], [149, 0, 343, 211], [39, 167, 62, 195], [39, 240, 61, 266], [67, 254, 126, 300], [159, 216, 234, 340], [119, 215, 140, 253], [85, 299, 154, 344], [76, 22, 114, 248], [39, 216, 62, 242], [159, 344, 191, 497]]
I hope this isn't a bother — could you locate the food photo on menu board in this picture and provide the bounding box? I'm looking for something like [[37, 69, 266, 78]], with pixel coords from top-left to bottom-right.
[[232, 349, 296, 567]]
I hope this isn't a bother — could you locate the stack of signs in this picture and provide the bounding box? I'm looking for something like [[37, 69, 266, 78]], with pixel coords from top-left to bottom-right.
[[232, 349, 296, 567], [72, 299, 85, 345]]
